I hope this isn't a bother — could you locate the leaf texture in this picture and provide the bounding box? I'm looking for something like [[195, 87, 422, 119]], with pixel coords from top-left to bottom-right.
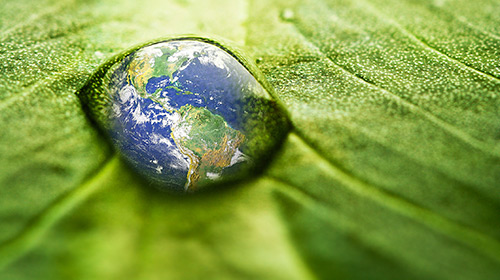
[[0, 0, 499, 279]]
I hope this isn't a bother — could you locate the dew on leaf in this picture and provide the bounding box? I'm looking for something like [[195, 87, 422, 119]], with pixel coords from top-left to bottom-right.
[[280, 8, 295, 22], [78, 38, 290, 192]]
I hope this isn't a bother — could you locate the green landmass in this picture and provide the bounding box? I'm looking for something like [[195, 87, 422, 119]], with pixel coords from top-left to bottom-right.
[[151, 47, 188, 81], [126, 47, 197, 103], [171, 104, 245, 190]]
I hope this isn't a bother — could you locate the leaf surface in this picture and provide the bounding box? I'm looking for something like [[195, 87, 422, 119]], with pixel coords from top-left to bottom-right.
[[0, 0, 499, 279]]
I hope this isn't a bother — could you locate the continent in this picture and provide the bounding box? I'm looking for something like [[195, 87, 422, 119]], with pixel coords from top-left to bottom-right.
[[127, 49, 155, 95], [170, 104, 245, 190], [127, 44, 194, 96]]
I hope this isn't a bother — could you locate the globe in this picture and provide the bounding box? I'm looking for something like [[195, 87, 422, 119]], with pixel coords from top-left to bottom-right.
[[101, 39, 287, 192]]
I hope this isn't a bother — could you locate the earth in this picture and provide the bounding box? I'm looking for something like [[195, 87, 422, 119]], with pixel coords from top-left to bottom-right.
[[105, 40, 272, 191]]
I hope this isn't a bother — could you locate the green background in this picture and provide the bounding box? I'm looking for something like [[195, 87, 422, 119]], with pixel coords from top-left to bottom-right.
[[0, 0, 499, 279]]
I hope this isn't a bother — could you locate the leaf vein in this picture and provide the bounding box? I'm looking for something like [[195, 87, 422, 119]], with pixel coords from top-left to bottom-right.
[[0, 155, 118, 269], [280, 132, 500, 264], [361, 0, 500, 81], [288, 20, 500, 158]]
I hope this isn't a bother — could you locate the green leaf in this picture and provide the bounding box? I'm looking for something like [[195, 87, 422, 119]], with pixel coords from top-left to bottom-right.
[[1, 0, 499, 279]]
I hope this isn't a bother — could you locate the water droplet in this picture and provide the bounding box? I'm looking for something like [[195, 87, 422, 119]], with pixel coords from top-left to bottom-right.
[[79, 38, 289, 192], [280, 8, 295, 22]]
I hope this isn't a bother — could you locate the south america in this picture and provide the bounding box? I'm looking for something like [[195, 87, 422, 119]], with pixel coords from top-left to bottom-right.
[[170, 104, 246, 191]]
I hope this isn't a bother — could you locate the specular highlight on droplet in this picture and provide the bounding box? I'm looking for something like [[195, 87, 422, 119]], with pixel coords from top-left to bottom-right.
[[79, 38, 289, 192]]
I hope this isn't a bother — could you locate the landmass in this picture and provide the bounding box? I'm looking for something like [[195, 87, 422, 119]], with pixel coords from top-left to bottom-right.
[[171, 105, 245, 190]]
